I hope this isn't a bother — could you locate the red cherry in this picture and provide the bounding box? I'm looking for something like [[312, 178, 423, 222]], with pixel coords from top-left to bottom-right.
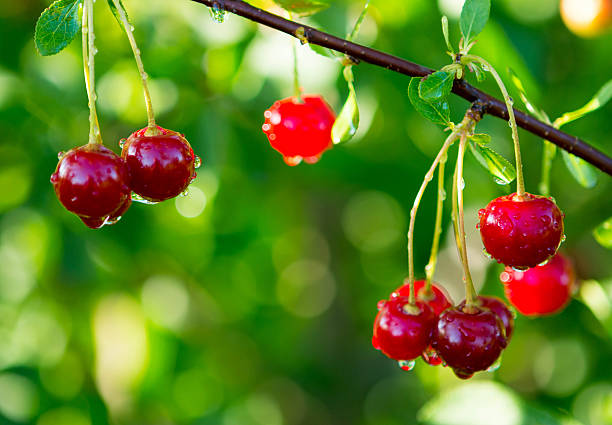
[[51, 144, 131, 228], [392, 280, 453, 315], [372, 297, 436, 362], [433, 306, 507, 379], [262, 95, 335, 166], [121, 126, 197, 202], [459, 295, 514, 341], [500, 253, 576, 317], [478, 192, 564, 269]]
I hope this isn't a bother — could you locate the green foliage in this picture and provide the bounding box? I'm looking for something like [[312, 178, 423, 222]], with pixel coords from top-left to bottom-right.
[[273, 0, 330, 16], [332, 67, 359, 145], [418, 71, 454, 102], [408, 77, 451, 126], [594, 217, 612, 249], [468, 142, 516, 185], [460, 0, 490, 45], [106, 0, 130, 27], [469, 133, 491, 145], [561, 151, 597, 189], [35, 0, 82, 56], [555, 79, 612, 128]]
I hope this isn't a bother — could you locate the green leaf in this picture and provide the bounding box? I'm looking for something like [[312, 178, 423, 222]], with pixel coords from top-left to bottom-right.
[[308, 43, 338, 59], [594, 217, 612, 249], [561, 150, 598, 188], [332, 67, 359, 145], [107, 0, 130, 27], [273, 0, 330, 16], [555, 79, 612, 128], [508, 68, 548, 122], [469, 142, 516, 185], [418, 71, 454, 102], [469, 133, 491, 145], [408, 78, 451, 126], [460, 0, 490, 44], [35, 0, 82, 56]]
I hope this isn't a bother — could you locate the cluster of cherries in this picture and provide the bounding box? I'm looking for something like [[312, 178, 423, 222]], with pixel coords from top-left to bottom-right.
[[51, 126, 199, 228], [372, 187, 575, 379]]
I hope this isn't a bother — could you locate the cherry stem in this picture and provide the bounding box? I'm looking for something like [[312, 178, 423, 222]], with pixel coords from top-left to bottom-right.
[[111, 0, 157, 133], [82, 0, 102, 145], [289, 12, 303, 102], [539, 141, 556, 196], [424, 151, 447, 291], [452, 133, 478, 306], [463, 55, 525, 197]]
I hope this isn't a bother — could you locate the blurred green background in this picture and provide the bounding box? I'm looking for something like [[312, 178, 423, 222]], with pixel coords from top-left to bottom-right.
[[1, 0, 612, 424]]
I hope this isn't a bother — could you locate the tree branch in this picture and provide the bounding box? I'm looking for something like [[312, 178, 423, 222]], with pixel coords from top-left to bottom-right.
[[191, 0, 612, 178]]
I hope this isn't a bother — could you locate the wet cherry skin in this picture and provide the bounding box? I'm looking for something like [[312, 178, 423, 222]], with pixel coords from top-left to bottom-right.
[[121, 126, 196, 202], [51, 144, 131, 229], [500, 253, 576, 317], [478, 192, 564, 269], [459, 295, 514, 341], [392, 280, 453, 315], [372, 297, 437, 361], [433, 305, 507, 379], [262, 95, 336, 166]]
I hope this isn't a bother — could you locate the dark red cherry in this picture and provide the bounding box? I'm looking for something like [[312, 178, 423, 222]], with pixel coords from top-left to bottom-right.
[[459, 295, 514, 341], [478, 192, 564, 269], [500, 253, 576, 317], [392, 280, 453, 315], [51, 144, 131, 228], [262, 95, 335, 166], [433, 305, 507, 379], [121, 126, 197, 202], [372, 297, 436, 361]]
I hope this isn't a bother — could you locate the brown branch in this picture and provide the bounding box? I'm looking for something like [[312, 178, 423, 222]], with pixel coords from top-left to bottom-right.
[[191, 0, 612, 178]]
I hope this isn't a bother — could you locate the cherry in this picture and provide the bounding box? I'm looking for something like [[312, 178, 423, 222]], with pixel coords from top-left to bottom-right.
[[433, 305, 507, 379], [262, 95, 336, 166], [459, 295, 514, 341], [478, 192, 564, 269], [372, 297, 436, 362], [51, 144, 131, 229], [500, 253, 576, 317], [391, 280, 453, 315], [121, 126, 197, 202]]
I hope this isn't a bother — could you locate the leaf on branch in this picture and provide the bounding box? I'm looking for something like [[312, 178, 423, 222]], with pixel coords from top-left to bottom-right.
[[555, 79, 612, 128], [508, 68, 548, 122], [273, 0, 330, 16], [469, 133, 491, 145], [468, 142, 516, 185], [308, 43, 338, 59], [35, 0, 83, 56], [460, 0, 490, 45], [561, 150, 597, 188], [332, 67, 359, 145], [594, 216, 612, 249], [408, 78, 451, 126], [418, 71, 455, 102], [107, 0, 130, 27]]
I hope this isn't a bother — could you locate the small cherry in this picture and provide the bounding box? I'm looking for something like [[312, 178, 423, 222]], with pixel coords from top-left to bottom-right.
[[500, 253, 576, 317], [121, 125, 198, 202], [459, 295, 514, 341], [433, 305, 507, 379], [478, 192, 564, 269], [372, 297, 436, 363], [262, 95, 335, 166], [51, 144, 131, 229]]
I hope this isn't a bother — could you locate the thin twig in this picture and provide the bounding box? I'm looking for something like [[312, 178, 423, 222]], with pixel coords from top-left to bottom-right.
[[190, 0, 612, 177]]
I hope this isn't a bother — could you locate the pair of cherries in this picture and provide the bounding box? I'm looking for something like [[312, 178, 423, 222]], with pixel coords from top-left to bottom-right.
[[51, 126, 198, 228], [373, 280, 513, 379]]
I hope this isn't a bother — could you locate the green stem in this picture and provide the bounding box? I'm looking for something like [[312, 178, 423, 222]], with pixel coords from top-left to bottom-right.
[[82, 0, 102, 144], [424, 152, 447, 290], [111, 0, 157, 132], [289, 12, 302, 101], [454, 133, 478, 306], [539, 141, 557, 196], [464, 55, 525, 197]]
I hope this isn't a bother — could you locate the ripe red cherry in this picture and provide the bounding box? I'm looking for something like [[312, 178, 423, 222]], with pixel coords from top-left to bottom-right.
[[459, 295, 514, 341], [500, 253, 576, 317], [372, 297, 436, 362], [478, 192, 564, 269], [433, 305, 507, 379], [262, 95, 335, 166], [121, 126, 197, 202], [51, 144, 131, 229], [392, 280, 453, 315]]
